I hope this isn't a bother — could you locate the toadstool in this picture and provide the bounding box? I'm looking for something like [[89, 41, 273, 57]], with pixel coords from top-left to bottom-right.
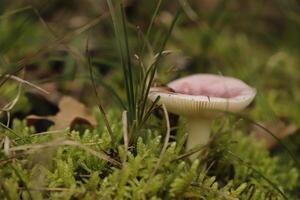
[[149, 74, 256, 159]]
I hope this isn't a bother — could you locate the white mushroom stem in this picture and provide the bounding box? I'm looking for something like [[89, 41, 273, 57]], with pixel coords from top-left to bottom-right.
[[186, 117, 212, 160], [148, 74, 257, 159]]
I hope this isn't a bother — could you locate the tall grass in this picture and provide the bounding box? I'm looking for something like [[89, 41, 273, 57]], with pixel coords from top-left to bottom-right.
[[106, 0, 181, 142]]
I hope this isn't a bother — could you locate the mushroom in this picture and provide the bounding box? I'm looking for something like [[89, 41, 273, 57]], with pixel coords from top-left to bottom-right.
[[149, 74, 256, 159]]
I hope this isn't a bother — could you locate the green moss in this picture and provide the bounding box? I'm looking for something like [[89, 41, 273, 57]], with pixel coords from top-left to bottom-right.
[[0, 114, 298, 200]]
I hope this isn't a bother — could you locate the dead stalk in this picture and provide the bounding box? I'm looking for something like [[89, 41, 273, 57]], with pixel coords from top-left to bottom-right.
[[7, 139, 121, 167], [148, 104, 170, 179], [122, 110, 129, 164], [3, 74, 49, 94]]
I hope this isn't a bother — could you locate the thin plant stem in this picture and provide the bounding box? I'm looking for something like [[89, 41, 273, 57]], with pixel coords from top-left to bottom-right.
[[8, 139, 121, 167], [148, 104, 170, 179], [141, 0, 163, 54], [122, 110, 129, 164], [86, 38, 115, 144], [226, 150, 288, 200], [120, 3, 135, 122], [233, 113, 300, 169], [139, 9, 181, 122]]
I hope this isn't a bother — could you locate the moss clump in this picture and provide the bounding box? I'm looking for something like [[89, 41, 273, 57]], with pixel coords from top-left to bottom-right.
[[0, 113, 298, 200]]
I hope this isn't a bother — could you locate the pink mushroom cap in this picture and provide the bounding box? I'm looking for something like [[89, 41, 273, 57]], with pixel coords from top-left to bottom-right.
[[168, 74, 254, 98], [149, 74, 256, 116]]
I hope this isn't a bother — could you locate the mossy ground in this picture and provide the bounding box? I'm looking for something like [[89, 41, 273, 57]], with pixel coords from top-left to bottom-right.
[[0, 115, 298, 199]]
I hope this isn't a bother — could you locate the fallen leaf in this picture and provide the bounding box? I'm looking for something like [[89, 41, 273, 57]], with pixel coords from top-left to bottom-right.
[[27, 96, 97, 131], [39, 82, 61, 104], [253, 121, 298, 149]]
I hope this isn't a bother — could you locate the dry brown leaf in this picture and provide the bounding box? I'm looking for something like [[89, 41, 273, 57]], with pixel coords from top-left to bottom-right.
[[27, 96, 97, 131], [38, 83, 61, 104], [253, 121, 298, 149]]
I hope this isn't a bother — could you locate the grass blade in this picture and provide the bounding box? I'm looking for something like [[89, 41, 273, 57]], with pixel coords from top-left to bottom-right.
[[0, 122, 29, 143], [139, 8, 181, 122], [106, 0, 132, 122], [86, 38, 115, 145], [226, 150, 288, 200], [141, 0, 163, 54], [120, 3, 135, 121], [233, 113, 300, 169]]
